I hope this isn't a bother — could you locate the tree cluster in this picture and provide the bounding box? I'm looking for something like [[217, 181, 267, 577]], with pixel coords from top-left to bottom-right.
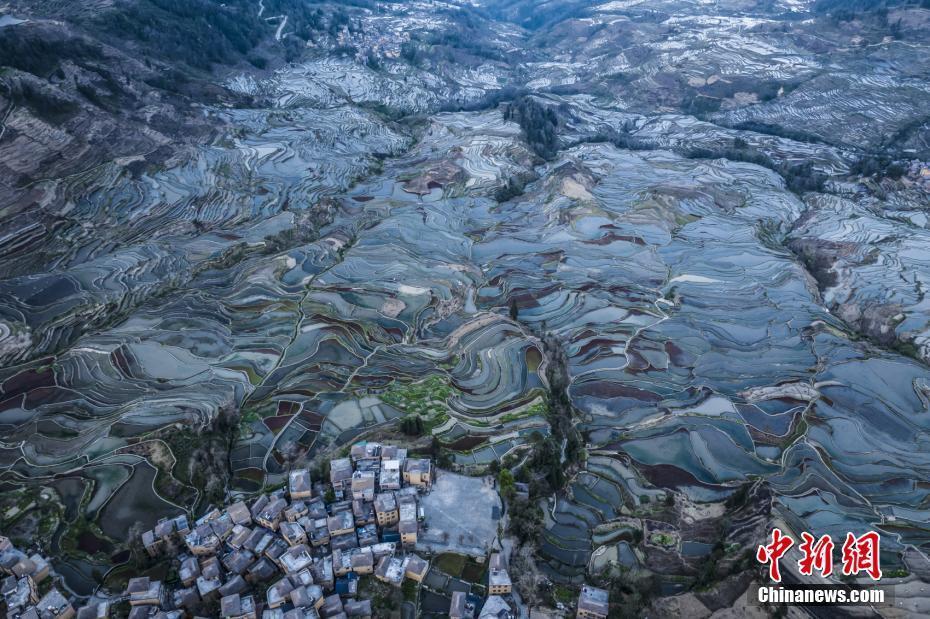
[[684, 143, 828, 194], [88, 0, 350, 72], [850, 155, 906, 180], [0, 28, 103, 78], [603, 569, 661, 619], [399, 415, 425, 436], [186, 404, 240, 505], [428, 437, 453, 469], [9, 80, 81, 124], [504, 97, 560, 160], [507, 497, 544, 545]]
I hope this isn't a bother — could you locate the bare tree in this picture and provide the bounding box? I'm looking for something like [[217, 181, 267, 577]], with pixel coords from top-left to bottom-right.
[[513, 544, 543, 609], [127, 521, 150, 568]]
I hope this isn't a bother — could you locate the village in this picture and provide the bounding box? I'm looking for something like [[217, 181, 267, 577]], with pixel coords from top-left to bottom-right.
[[1, 442, 609, 619]]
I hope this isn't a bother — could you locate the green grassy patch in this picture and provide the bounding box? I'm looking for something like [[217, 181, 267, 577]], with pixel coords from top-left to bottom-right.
[[650, 532, 677, 547], [433, 552, 467, 577], [553, 584, 576, 604], [461, 557, 487, 583], [104, 563, 135, 591], [60, 517, 114, 559], [885, 568, 909, 578], [158, 430, 200, 486], [498, 397, 548, 424], [360, 574, 404, 616], [402, 578, 418, 602], [381, 374, 455, 430]]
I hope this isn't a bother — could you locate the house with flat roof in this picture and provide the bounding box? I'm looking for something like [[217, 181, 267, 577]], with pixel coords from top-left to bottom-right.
[[480, 595, 513, 619], [246, 557, 276, 584], [352, 500, 375, 526], [222, 549, 255, 576], [280, 521, 307, 546], [321, 593, 344, 617], [285, 501, 308, 523], [256, 497, 287, 531], [370, 542, 395, 560], [227, 501, 252, 526], [288, 469, 313, 500], [403, 459, 431, 488], [174, 514, 191, 536], [374, 493, 398, 526], [357, 524, 378, 548], [219, 574, 247, 598], [126, 577, 165, 607], [178, 557, 200, 587], [327, 511, 355, 537], [266, 577, 294, 609], [351, 548, 375, 575], [185, 524, 220, 556], [227, 524, 252, 550], [279, 545, 313, 575], [488, 566, 512, 596], [220, 593, 257, 619], [398, 501, 417, 546], [332, 549, 352, 577], [350, 442, 381, 462], [329, 458, 353, 489], [577, 584, 609, 619], [305, 497, 328, 520], [154, 518, 176, 541], [211, 514, 235, 542], [35, 588, 74, 619], [308, 519, 331, 547], [249, 495, 269, 520], [351, 471, 376, 502], [380, 445, 406, 463], [379, 460, 401, 491], [331, 530, 360, 552], [311, 556, 334, 590], [196, 573, 222, 600], [374, 556, 405, 587], [172, 587, 199, 611], [404, 554, 429, 582]]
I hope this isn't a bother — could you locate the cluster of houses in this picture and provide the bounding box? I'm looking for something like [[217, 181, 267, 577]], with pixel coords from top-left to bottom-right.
[[0, 436, 606, 619], [0, 536, 75, 619], [127, 444, 434, 618], [331, 18, 411, 62]]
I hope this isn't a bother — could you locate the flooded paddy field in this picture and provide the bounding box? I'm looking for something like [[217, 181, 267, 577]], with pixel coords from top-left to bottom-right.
[[4, 96, 930, 593]]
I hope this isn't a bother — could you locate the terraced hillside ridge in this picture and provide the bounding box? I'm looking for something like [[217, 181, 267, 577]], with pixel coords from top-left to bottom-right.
[[1, 0, 930, 616]]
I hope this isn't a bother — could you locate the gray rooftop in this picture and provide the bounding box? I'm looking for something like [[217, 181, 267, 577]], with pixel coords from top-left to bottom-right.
[[579, 584, 609, 614]]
